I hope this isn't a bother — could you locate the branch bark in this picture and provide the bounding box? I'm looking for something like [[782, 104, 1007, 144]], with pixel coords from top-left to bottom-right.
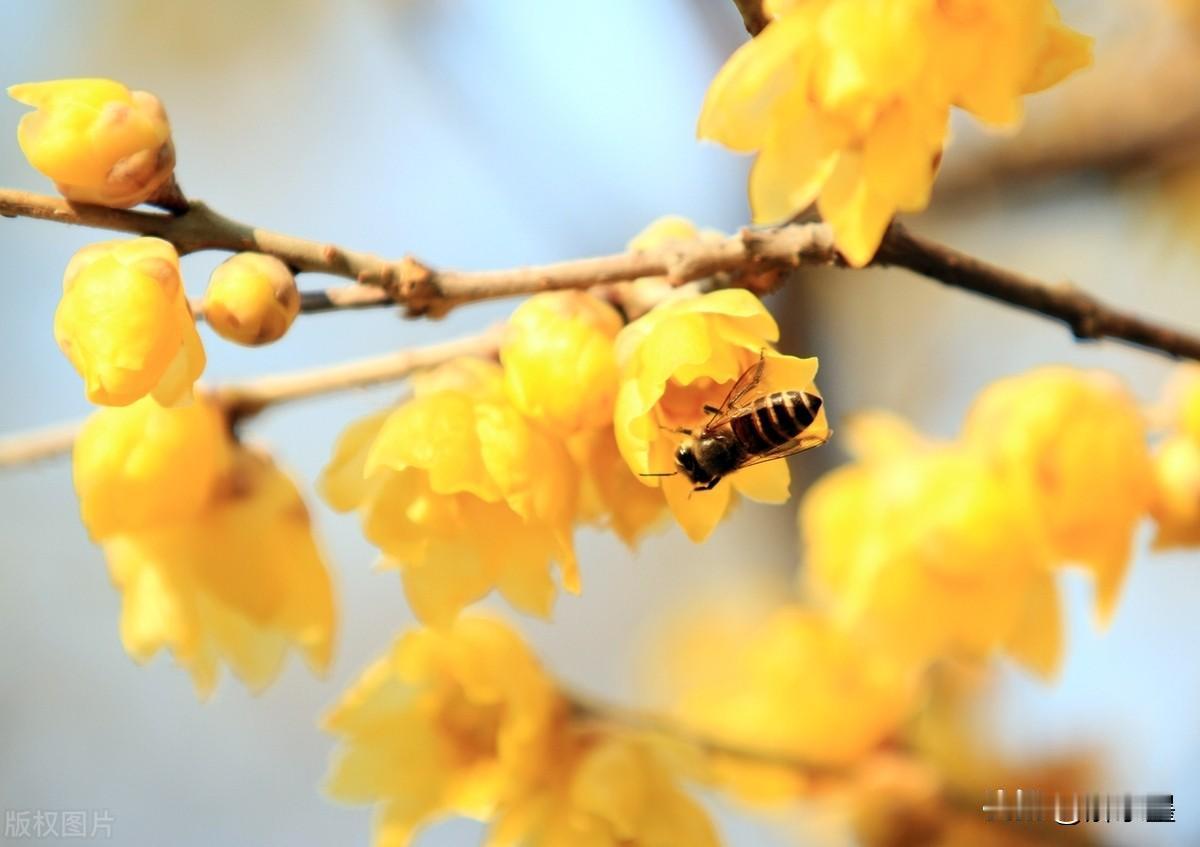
[[731, 0, 770, 36], [0, 328, 503, 467]]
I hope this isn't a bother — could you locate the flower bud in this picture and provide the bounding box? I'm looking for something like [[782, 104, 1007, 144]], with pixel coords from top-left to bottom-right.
[[501, 291, 623, 433], [9, 78, 175, 208], [202, 253, 300, 346], [55, 237, 205, 406]]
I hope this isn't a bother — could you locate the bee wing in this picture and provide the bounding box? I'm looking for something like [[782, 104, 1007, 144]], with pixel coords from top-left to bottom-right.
[[704, 350, 766, 431], [733, 432, 832, 469]]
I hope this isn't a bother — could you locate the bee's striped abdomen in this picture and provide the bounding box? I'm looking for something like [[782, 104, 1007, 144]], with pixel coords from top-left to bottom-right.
[[728, 391, 822, 456]]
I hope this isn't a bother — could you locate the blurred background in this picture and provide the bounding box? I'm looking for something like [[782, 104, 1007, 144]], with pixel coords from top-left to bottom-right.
[[1, 1, 1199, 845]]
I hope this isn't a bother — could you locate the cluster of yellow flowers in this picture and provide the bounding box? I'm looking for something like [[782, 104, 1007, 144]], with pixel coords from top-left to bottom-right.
[[73, 396, 335, 694], [698, 0, 1092, 265], [322, 217, 828, 624], [325, 616, 719, 847]]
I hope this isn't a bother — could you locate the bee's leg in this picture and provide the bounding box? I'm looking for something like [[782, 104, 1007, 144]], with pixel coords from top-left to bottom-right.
[[702, 404, 721, 416], [660, 424, 694, 436], [695, 477, 722, 492]]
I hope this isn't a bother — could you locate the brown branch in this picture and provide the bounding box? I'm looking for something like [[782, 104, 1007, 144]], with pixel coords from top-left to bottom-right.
[[874, 222, 1200, 360], [0, 329, 503, 467], [5, 188, 1200, 360], [731, 0, 770, 36]]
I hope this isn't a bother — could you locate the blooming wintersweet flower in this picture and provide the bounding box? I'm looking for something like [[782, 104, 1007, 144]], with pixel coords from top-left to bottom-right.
[[698, 0, 1092, 266], [500, 291, 623, 434], [202, 252, 301, 346], [324, 617, 566, 847], [801, 425, 1059, 675], [614, 288, 827, 542], [963, 367, 1151, 624], [319, 359, 579, 625], [72, 394, 232, 539], [489, 737, 720, 847], [1147, 367, 1200, 549], [9, 78, 175, 208], [55, 237, 205, 406], [103, 448, 336, 695]]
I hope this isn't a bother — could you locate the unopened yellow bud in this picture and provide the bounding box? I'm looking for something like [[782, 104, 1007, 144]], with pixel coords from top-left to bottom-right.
[[9, 78, 175, 208], [73, 395, 232, 540], [501, 291, 623, 433], [55, 237, 205, 406], [202, 253, 300, 346]]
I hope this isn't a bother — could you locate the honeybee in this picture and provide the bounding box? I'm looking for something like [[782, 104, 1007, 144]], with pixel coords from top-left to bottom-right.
[[647, 353, 830, 491]]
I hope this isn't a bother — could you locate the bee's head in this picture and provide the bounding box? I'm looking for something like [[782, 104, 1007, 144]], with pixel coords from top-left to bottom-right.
[[674, 442, 707, 484]]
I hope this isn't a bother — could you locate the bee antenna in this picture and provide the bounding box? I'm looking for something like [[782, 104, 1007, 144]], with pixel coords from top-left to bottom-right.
[[638, 471, 677, 477]]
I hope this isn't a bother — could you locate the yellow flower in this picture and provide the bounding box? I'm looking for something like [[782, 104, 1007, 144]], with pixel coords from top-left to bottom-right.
[[9, 78, 175, 207], [569, 427, 667, 548], [489, 737, 720, 847], [55, 237, 205, 406], [963, 367, 1151, 624], [202, 252, 300, 346], [72, 394, 232, 540], [103, 448, 336, 695], [614, 288, 827, 542], [802, 424, 1058, 674], [324, 617, 566, 847], [319, 359, 579, 626], [1149, 367, 1200, 549], [652, 602, 918, 769], [698, 0, 1091, 266], [501, 291, 623, 434]]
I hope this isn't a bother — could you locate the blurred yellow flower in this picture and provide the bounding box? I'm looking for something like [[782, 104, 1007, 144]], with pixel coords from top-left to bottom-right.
[[501, 291, 623, 434], [802, 423, 1059, 675], [72, 394, 232, 540], [1149, 367, 1200, 549], [490, 737, 720, 847], [650, 601, 918, 770], [9, 78, 175, 208], [202, 252, 300, 346], [698, 1, 1091, 266], [319, 359, 579, 625], [55, 237, 205, 406], [570, 427, 667, 548], [614, 288, 826, 542], [103, 448, 336, 696], [963, 368, 1151, 624], [324, 617, 566, 847]]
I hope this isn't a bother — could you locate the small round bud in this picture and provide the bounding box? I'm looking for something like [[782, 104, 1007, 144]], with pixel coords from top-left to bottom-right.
[[203, 253, 300, 346], [9, 78, 175, 208]]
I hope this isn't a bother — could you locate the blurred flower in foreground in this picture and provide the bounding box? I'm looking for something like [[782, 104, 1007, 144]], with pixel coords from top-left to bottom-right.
[[9, 78, 175, 207], [698, 1, 1091, 265], [326, 617, 719, 847], [501, 291, 623, 434], [614, 288, 827, 542], [104, 447, 336, 695], [72, 394, 232, 539], [55, 237, 205, 406], [1150, 366, 1200, 548], [802, 413, 1061, 676], [203, 252, 300, 346], [320, 359, 578, 625], [963, 367, 1151, 623], [324, 617, 565, 846], [646, 595, 918, 777], [491, 736, 720, 847]]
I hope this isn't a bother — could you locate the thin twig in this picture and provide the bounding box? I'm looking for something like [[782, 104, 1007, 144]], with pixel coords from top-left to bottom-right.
[[0, 328, 503, 467], [5, 188, 1200, 359]]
